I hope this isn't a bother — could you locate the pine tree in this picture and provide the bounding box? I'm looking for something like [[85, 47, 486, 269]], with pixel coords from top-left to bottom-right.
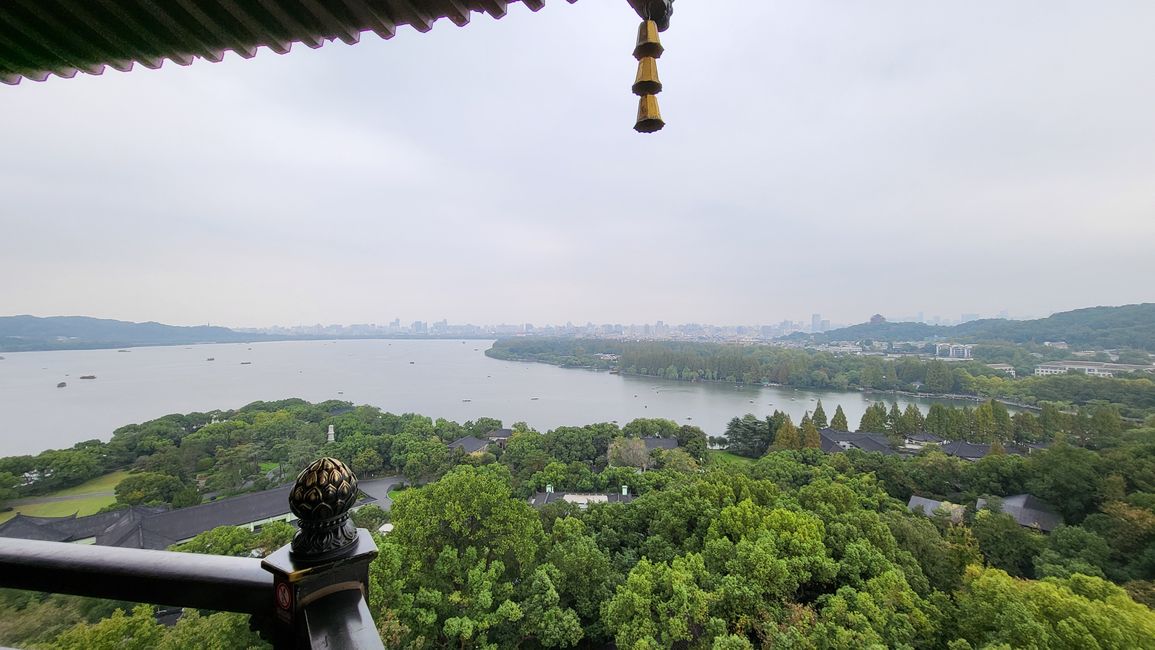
[[899, 404, 925, 435], [801, 417, 822, 449], [772, 418, 801, 451], [887, 402, 903, 432], [858, 403, 888, 433], [831, 405, 849, 432], [812, 400, 829, 429]]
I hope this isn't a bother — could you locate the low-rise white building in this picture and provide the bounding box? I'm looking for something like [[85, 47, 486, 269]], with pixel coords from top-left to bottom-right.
[[1034, 360, 1154, 378], [935, 343, 973, 359]]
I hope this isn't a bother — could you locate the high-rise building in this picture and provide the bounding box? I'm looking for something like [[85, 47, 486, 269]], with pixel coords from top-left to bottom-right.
[[811, 313, 822, 333]]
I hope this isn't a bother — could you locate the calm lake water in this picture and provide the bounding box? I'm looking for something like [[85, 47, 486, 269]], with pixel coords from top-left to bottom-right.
[[0, 340, 981, 456]]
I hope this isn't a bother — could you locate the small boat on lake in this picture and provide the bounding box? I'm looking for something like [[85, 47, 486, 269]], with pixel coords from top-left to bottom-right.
[[56, 382, 67, 388], [79, 375, 96, 380], [207, 358, 215, 361], [240, 362, 252, 365]]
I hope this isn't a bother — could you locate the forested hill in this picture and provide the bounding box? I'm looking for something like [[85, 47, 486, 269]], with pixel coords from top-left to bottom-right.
[[791, 303, 1155, 351], [0, 315, 270, 351]]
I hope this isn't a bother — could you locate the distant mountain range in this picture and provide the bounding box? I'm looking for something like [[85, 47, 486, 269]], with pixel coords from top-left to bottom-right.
[[0, 316, 271, 352], [785, 304, 1155, 352]]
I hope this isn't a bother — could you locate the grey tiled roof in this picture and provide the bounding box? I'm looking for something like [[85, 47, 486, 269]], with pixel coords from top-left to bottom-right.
[[818, 429, 898, 456], [977, 494, 1064, 532], [529, 491, 635, 508], [642, 437, 678, 451], [449, 436, 491, 454]]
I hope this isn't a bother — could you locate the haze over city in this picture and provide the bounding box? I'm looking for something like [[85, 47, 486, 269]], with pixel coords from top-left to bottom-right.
[[3, 1, 1154, 327]]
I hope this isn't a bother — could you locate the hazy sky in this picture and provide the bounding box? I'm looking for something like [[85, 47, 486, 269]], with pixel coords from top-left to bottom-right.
[[2, 1, 1153, 328]]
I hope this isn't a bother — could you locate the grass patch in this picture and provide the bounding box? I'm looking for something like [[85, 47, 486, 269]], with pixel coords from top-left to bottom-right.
[[0, 494, 116, 523], [259, 462, 278, 473], [387, 485, 415, 502], [0, 470, 128, 524], [707, 450, 756, 467], [52, 470, 130, 497]]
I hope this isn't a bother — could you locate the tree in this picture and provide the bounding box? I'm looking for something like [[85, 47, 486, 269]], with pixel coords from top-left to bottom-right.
[[0, 471, 19, 503], [898, 404, 925, 435], [858, 403, 888, 433], [925, 404, 951, 436], [545, 427, 599, 465], [352, 448, 384, 475], [1091, 405, 1123, 437], [724, 414, 771, 458], [1033, 525, 1112, 579], [172, 526, 260, 557], [830, 405, 849, 432], [953, 567, 1155, 649], [545, 518, 617, 633], [386, 465, 549, 646], [155, 610, 267, 650], [1025, 443, 1102, 522], [657, 449, 700, 473], [886, 402, 903, 432], [53, 605, 163, 650], [811, 570, 940, 649], [801, 417, 822, 449], [393, 465, 543, 574], [1012, 412, 1043, 444], [925, 360, 954, 393], [972, 510, 1045, 578], [812, 400, 829, 429], [601, 554, 720, 649], [772, 418, 801, 451], [352, 504, 390, 532], [608, 437, 650, 470], [114, 472, 187, 506], [676, 425, 708, 460]]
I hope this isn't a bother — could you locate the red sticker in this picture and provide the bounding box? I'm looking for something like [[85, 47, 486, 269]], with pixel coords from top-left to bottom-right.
[[276, 582, 293, 610]]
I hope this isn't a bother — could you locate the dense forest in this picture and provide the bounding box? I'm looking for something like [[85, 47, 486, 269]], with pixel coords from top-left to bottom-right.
[[791, 303, 1155, 352], [2, 397, 1155, 648], [488, 338, 1155, 419]]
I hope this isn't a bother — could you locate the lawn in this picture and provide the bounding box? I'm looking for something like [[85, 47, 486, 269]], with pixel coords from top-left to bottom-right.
[[259, 462, 279, 473], [707, 450, 755, 467], [51, 470, 131, 497], [0, 470, 128, 524]]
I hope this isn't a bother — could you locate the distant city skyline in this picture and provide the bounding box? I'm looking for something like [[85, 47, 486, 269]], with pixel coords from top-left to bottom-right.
[[0, 303, 1111, 333], [236, 306, 1048, 335]]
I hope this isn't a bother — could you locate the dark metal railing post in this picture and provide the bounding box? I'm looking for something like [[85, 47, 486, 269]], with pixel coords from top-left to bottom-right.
[[261, 457, 383, 649], [0, 456, 385, 649]]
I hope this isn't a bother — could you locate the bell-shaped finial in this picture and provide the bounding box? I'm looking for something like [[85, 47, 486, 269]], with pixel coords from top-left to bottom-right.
[[634, 95, 665, 133], [632, 57, 662, 96], [633, 20, 664, 60]]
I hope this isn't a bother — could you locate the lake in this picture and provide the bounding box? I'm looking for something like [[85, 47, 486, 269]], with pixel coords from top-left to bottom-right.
[[0, 339, 982, 456]]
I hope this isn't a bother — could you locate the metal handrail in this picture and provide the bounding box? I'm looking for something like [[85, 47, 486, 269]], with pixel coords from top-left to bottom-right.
[[0, 537, 272, 615], [0, 458, 385, 648]]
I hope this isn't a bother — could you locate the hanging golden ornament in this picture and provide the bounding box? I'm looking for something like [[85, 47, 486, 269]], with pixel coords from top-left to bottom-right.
[[631, 19, 665, 133], [632, 57, 662, 96], [633, 20, 664, 60], [634, 94, 664, 133]]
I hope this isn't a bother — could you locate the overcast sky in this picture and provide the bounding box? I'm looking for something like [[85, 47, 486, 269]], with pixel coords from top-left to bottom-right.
[[2, 1, 1153, 328]]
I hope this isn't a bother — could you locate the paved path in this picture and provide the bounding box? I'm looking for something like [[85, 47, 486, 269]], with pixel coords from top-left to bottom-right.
[[358, 477, 403, 510]]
